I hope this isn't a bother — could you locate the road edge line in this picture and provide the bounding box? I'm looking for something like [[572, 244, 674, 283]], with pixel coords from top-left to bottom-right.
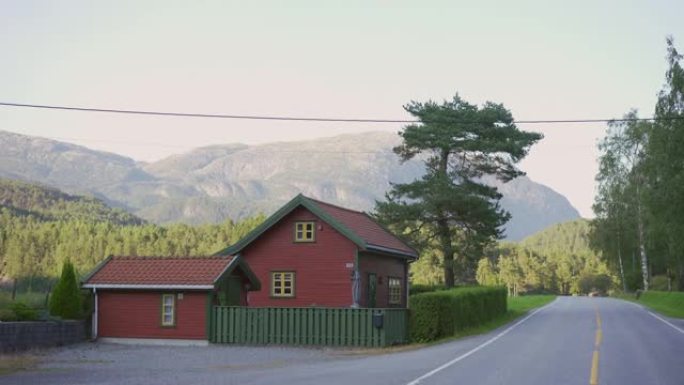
[[647, 311, 684, 335], [405, 298, 558, 385]]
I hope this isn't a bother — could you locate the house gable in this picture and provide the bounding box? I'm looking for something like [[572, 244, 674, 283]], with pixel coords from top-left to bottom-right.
[[214, 194, 417, 259]]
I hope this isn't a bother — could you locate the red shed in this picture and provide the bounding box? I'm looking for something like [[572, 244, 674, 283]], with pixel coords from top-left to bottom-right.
[[215, 194, 418, 308], [82, 256, 259, 344]]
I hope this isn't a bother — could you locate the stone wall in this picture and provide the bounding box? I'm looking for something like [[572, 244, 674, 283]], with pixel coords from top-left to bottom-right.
[[0, 320, 86, 352]]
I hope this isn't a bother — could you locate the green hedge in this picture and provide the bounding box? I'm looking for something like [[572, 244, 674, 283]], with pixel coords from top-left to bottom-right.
[[409, 286, 507, 342]]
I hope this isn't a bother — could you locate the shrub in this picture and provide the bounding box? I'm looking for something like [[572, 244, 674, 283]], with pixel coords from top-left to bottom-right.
[[409, 286, 507, 342], [9, 302, 39, 321], [409, 284, 446, 296], [650, 275, 672, 291], [48, 260, 83, 319], [0, 308, 18, 321], [578, 274, 612, 295]]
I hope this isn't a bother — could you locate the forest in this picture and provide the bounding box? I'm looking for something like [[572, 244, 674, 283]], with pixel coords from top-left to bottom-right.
[[0, 179, 264, 291], [591, 38, 684, 292], [0, 178, 610, 296], [411, 219, 612, 295]]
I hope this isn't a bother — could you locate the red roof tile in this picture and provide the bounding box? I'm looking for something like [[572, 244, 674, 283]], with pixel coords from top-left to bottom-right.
[[84, 256, 234, 286], [310, 198, 417, 257]]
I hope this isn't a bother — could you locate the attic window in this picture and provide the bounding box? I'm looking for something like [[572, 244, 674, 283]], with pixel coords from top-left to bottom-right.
[[294, 221, 315, 242]]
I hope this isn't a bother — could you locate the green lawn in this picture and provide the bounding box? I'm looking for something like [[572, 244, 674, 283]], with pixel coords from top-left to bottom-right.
[[449, 294, 556, 340], [616, 290, 684, 319]]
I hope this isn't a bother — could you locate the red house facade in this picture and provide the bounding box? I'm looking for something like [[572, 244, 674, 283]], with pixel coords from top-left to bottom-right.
[[82, 195, 417, 343], [82, 256, 259, 343], [216, 194, 418, 308]]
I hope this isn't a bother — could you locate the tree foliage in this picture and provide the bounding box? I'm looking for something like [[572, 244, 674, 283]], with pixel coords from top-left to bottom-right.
[[375, 94, 542, 287], [473, 220, 612, 295], [0, 187, 265, 285], [591, 37, 684, 291], [49, 260, 82, 319]]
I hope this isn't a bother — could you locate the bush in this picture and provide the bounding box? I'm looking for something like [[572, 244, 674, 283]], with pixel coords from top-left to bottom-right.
[[409, 286, 507, 342], [48, 260, 83, 319], [651, 275, 672, 291], [409, 284, 447, 296], [0, 308, 18, 321], [9, 302, 39, 321], [578, 274, 612, 295]]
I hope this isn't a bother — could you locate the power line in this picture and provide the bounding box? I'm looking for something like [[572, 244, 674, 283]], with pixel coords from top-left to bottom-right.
[[2, 101, 683, 125]]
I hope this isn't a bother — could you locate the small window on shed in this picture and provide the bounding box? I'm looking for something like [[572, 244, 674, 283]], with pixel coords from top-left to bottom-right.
[[294, 221, 315, 242], [161, 294, 176, 327], [388, 277, 402, 305]]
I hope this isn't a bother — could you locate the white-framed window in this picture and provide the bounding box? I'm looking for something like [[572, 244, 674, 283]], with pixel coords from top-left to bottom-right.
[[272, 271, 295, 297], [388, 277, 402, 305], [161, 294, 176, 326], [294, 221, 315, 242]]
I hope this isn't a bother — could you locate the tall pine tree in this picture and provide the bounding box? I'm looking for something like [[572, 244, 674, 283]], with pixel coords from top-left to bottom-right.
[[375, 94, 541, 287]]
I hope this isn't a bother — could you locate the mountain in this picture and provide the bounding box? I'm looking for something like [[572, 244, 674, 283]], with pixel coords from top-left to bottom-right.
[[0, 130, 580, 239], [0, 178, 144, 225]]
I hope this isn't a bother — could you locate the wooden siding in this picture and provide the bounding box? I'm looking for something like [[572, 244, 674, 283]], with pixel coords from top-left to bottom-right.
[[211, 306, 408, 347], [359, 253, 408, 308], [241, 206, 358, 307], [98, 291, 208, 340]]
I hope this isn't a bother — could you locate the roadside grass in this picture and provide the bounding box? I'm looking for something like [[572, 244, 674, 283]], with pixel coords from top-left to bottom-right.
[[614, 290, 684, 319], [336, 294, 556, 356], [0, 353, 38, 375], [449, 295, 556, 340]]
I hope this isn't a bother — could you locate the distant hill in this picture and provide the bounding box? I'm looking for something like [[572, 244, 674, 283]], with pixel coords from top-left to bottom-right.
[[0, 178, 144, 225], [0, 130, 581, 239], [519, 219, 593, 257]]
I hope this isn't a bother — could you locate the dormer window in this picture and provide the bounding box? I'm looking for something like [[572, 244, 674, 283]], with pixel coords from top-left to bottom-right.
[[295, 221, 315, 242]]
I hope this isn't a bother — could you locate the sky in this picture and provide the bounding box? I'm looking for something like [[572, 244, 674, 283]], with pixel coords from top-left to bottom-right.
[[1, 1, 683, 218]]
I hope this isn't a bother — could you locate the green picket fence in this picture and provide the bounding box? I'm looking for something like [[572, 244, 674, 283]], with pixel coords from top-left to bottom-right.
[[210, 306, 408, 347]]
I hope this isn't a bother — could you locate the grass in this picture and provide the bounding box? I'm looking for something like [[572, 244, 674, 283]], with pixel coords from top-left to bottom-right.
[[0, 353, 38, 375], [615, 290, 684, 319], [449, 295, 556, 339], [338, 294, 557, 355]]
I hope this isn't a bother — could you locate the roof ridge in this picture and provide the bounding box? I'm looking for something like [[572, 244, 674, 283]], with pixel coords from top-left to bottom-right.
[[305, 196, 368, 215], [111, 255, 233, 260]]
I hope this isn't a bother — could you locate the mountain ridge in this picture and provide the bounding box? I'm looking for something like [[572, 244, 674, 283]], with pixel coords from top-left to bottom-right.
[[0, 130, 580, 239]]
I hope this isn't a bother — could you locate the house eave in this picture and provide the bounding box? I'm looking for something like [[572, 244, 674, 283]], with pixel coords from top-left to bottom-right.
[[365, 244, 419, 259], [81, 284, 215, 290]]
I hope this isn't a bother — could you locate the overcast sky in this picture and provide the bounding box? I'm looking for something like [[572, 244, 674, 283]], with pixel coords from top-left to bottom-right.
[[2, 1, 683, 218]]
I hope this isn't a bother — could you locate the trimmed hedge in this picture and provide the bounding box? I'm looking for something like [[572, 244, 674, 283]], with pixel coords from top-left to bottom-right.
[[409, 286, 507, 342]]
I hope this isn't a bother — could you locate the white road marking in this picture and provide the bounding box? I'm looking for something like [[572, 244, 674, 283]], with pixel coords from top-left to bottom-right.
[[405, 299, 558, 385], [647, 311, 684, 335]]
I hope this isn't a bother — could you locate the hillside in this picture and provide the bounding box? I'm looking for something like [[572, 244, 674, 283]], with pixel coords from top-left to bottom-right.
[[0, 130, 581, 239], [519, 219, 594, 257], [0, 178, 144, 225]]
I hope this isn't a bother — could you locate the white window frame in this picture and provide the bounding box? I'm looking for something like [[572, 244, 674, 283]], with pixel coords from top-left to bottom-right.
[[161, 293, 176, 327]]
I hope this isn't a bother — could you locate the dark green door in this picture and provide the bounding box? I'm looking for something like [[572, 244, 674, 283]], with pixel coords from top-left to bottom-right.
[[367, 273, 377, 308], [220, 275, 242, 306]]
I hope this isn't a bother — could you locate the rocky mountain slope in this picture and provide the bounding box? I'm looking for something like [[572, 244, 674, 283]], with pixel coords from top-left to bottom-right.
[[0, 130, 580, 239]]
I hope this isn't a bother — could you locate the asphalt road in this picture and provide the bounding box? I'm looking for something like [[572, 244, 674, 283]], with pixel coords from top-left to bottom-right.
[[4, 297, 684, 385]]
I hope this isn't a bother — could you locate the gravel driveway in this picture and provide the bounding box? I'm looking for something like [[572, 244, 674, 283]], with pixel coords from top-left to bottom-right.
[[1, 341, 347, 385]]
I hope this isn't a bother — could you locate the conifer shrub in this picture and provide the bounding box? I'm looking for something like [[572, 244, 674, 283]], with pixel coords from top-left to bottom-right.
[[409, 286, 507, 342], [48, 260, 83, 319]]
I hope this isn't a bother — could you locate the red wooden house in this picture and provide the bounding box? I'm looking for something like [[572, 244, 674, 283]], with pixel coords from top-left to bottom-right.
[[215, 194, 418, 308], [82, 194, 416, 344], [82, 256, 259, 343]]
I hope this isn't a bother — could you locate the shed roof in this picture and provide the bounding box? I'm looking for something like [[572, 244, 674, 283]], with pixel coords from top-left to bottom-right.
[[82, 256, 260, 290], [215, 194, 418, 259]]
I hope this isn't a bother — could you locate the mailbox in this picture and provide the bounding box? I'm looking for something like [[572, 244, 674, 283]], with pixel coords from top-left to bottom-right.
[[372, 310, 384, 329]]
